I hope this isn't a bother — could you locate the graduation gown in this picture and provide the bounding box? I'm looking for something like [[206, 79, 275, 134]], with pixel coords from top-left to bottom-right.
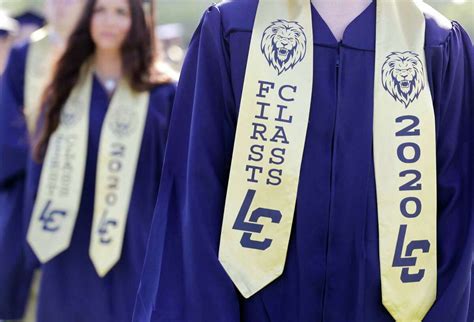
[[0, 43, 36, 319], [134, 1, 474, 321], [0, 42, 176, 322]]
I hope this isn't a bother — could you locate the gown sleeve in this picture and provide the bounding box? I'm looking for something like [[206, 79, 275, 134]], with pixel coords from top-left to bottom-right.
[[424, 22, 474, 321], [0, 44, 37, 319], [148, 83, 177, 186], [133, 5, 242, 322], [0, 44, 29, 185]]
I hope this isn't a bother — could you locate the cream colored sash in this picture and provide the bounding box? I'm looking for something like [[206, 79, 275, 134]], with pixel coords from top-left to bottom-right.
[[90, 80, 150, 277], [27, 65, 150, 276], [218, 0, 313, 298], [374, 1, 437, 320], [27, 64, 92, 263], [24, 28, 54, 135], [219, 1, 437, 319]]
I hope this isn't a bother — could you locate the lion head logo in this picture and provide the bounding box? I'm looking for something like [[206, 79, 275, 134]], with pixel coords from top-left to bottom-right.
[[61, 96, 84, 127], [381, 51, 425, 108], [261, 19, 307, 75], [108, 106, 138, 138]]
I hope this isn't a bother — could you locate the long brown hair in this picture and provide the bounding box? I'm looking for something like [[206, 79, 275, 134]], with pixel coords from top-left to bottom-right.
[[34, 0, 168, 161]]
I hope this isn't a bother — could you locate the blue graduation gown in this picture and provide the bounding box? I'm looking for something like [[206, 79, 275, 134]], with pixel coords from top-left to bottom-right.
[[0, 42, 176, 321], [134, 2, 474, 321], [0, 43, 36, 319]]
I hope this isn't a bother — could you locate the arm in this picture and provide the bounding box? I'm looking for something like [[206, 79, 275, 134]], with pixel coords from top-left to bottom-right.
[[0, 43, 29, 186], [0, 43, 37, 319], [425, 22, 474, 321], [134, 6, 241, 322]]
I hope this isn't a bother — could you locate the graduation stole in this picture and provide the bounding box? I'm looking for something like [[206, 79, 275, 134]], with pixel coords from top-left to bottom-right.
[[219, 0, 313, 298], [27, 63, 150, 277], [24, 27, 55, 135], [374, 1, 437, 320], [219, 0, 437, 320]]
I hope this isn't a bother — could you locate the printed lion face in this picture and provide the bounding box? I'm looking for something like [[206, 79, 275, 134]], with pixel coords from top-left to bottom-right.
[[115, 110, 133, 131], [109, 107, 137, 138], [261, 20, 307, 75], [382, 51, 425, 108], [61, 96, 84, 127]]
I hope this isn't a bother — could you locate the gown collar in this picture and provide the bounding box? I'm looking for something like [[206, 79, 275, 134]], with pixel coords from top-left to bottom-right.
[[311, 1, 375, 51]]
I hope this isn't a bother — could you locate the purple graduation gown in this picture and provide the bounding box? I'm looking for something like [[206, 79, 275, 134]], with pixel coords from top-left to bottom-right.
[[0, 42, 176, 322], [134, 1, 474, 322], [0, 43, 36, 319]]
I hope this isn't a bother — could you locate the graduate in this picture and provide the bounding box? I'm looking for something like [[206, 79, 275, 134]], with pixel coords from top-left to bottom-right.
[[0, 11, 18, 75], [134, 0, 473, 321], [0, 0, 83, 319], [12, 11, 46, 44], [0, 0, 175, 321]]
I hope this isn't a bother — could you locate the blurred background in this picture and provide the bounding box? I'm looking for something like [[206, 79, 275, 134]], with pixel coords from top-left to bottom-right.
[[0, 0, 473, 74]]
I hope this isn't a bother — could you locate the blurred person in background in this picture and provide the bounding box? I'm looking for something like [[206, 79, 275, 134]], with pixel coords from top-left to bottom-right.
[[13, 11, 45, 45], [134, 0, 473, 321], [0, 0, 175, 320], [0, 0, 84, 320], [0, 11, 18, 75]]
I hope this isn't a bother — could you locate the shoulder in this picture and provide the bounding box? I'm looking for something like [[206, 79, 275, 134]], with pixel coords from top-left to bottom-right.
[[6, 29, 52, 76], [145, 82, 176, 129], [1, 41, 30, 96], [148, 82, 177, 107], [202, 0, 257, 35], [419, 2, 456, 47]]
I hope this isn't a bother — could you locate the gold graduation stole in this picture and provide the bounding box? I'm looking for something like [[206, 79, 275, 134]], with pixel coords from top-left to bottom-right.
[[24, 27, 55, 135], [219, 0, 437, 320], [27, 64, 150, 277], [89, 78, 150, 277], [374, 1, 437, 320], [218, 0, 313, 298]]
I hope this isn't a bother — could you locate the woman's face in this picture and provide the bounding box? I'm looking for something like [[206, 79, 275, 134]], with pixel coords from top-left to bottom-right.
[[90, 0, 132, 52]]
